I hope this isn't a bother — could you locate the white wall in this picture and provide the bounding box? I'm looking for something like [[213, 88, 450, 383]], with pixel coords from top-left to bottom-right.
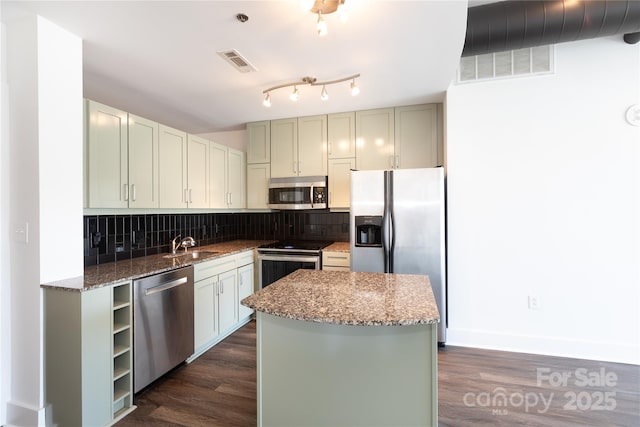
[[445, 37, 640, 364], [0, 20, 10, 427], [198, 129, 247, 152], [4, 15, 83, 425]]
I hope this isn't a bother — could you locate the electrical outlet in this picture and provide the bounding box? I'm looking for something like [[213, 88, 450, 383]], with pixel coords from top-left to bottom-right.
[[528, 295, 540, 310]]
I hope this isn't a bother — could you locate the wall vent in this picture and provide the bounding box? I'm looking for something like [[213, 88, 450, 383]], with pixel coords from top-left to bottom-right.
[[458, 45, 554, 83], [216, 49, 258, 73]]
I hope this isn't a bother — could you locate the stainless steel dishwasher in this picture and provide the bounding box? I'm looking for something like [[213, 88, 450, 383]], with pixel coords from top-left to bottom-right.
[[133, 266, 194, 393]]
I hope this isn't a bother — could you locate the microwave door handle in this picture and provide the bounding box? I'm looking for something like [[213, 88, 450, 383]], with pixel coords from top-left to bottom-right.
[[310, 185, 314, 209]]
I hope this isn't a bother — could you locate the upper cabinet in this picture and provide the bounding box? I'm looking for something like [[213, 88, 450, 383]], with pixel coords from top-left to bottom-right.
[[355, 108, 395, 171], [210, 142, 246, 209], [209, 141, 229, 209], [227, 148, 246, 209], [270, 118, 298, 178], [247, 121, 270, 164], [394, 104, 443, 169], [85, 100, 159, 209], [297, 115, 328, 177], [187, 134, 210, 208], [128, 114, 159, 208], [270, 116, 327, 178], [328, 112, 356, 159], [158, 125, 188, 208], [355, 105, 443, 171]]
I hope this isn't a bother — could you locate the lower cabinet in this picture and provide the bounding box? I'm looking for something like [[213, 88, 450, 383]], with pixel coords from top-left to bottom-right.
[[192, 250, 255, 359], [322, 251, 351, 271], [45, 281, 135, 427]]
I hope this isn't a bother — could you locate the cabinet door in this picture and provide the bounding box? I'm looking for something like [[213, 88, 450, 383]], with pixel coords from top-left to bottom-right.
[[247, 120, 271, 164], [246, 163, 270, 209], [86, 100, 128, 208], [270, 118, 298, 178], [297, 115, 327, 176], [158, 125, 188, 208], [217, 269, 238, 334], [227, 148, 246, 209], [187, 135, 209, 208], [328, 158, 356, 209], [128, 115, 159, 208], [194, 277, 217, 350], [355, 108, 395, 170], [238, 264, 254, 319], [209, 141, 228, 208], [328, 112, 356, 159], [394, 104, 442, 169]]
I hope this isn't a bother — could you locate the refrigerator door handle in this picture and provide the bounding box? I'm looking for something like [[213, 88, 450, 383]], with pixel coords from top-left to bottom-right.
[[382, 171, 390, 273], [388, 170, 395, 273]]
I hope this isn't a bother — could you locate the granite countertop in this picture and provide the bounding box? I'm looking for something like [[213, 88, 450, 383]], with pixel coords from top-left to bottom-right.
[[242, 269, 440, 326], [42, 239, 274, 292], [323, 241, 350, 252]]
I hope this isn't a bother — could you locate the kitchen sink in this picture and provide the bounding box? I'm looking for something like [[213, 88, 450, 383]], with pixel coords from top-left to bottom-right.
[[163, 250, 219, 260]]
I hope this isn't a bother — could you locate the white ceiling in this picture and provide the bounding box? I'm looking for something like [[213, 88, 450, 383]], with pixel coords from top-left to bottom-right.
[[2, 1, 469, 133]]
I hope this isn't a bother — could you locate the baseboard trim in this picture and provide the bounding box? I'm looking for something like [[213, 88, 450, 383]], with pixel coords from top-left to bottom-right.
[[446, 328, 640, 365], [5, 400, 46, 427]]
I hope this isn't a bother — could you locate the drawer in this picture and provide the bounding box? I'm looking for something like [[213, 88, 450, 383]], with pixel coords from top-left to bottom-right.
[[235, 250, 255, 267], [323, 265, 350, 272], [194, 255, 237, 281], [322, 251, 350, 268]]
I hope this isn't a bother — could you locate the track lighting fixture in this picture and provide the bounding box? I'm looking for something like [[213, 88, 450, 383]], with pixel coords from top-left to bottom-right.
[[303, 0, 347, 36], [261, 73, 360, 107]]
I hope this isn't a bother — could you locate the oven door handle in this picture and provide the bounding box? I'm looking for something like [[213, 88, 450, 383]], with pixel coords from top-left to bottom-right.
[[310, 185, 314, 209], [258, 254, 320, 264]]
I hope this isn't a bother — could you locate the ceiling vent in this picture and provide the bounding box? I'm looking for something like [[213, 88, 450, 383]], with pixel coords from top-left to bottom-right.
[[217, 49, 258, 73], [458, 45, 553, 83]]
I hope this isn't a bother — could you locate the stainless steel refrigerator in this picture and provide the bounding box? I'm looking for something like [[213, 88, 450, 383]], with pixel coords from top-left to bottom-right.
[[350, 167, 446, 343]]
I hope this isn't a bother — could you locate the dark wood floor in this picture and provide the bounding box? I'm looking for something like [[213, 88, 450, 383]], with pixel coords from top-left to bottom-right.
[[117, 321, 640, 427]]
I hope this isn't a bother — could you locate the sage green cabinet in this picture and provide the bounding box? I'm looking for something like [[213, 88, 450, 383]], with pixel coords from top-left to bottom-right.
[[158, 124, 188, 208], [247, 163, 271, 209], [45, 281, 134, 426], [247, 120, 271, 164], [328, 157, 355, 209], [270, 118, 298, 178], [192, 251, 255, 359], [187, 134, 210, 208], [328, 112, 356, 159], [355, 108, 396, 170], [394, 104, 443, 168], [85, 100, 159, 208], [270, 116, 327, 178], [227, 148, 246, 209]]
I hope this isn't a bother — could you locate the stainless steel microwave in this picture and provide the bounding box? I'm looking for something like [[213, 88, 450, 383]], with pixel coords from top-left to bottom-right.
[[268, 176, 328, 210]]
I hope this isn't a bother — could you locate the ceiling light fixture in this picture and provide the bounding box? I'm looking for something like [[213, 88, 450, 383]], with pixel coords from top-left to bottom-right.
[[290, 86, 300, 101], [263, 92, 272, 107], [350, 78, 360, 96], [261, 73, 360, 107], [304, 0, 347, 36], [320, 85, 329, 101]]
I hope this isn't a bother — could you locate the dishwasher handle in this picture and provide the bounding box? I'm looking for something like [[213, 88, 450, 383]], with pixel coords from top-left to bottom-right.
[[144, 277, 188, 296]]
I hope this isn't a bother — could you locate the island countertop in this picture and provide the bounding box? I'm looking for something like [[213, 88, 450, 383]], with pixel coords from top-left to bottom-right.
[[242, 269, 440, 326]]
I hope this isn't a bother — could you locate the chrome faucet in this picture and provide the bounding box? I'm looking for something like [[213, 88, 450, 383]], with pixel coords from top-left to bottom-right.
[[171, 235, 197, 254]]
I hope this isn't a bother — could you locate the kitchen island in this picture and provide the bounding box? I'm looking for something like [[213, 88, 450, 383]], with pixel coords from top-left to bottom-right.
[[242, 269, 440, 427]]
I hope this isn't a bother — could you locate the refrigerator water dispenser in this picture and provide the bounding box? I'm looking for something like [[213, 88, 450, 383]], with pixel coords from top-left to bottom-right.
[[355, 216, 382, 247]]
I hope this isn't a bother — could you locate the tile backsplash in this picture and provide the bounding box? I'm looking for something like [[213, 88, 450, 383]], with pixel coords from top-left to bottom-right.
[[84, 211, 350, 266]]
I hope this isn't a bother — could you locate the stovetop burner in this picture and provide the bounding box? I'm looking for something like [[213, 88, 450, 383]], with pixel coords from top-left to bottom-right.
[[258, 240, 333, 251]]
